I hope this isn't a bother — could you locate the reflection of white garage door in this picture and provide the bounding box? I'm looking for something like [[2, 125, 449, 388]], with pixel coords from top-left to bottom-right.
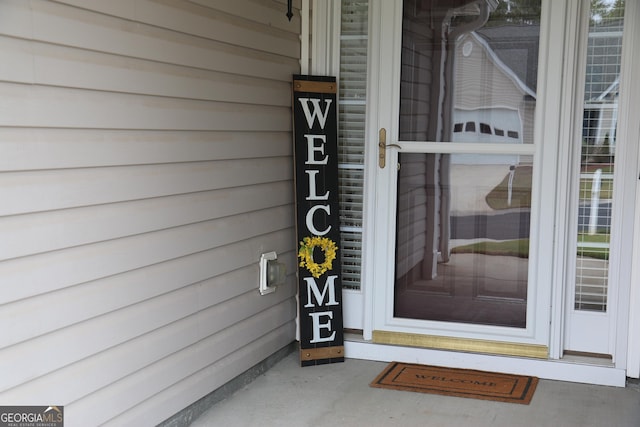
[[451, 107, 522, 165]]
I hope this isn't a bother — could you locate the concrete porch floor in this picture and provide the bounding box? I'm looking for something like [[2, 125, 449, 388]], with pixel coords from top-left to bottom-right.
[[190, 351, 640, 427]]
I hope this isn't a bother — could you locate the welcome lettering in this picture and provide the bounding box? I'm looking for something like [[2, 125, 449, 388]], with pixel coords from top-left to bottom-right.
[[292, 75, 344, 366], [299, 98, 333, 129]]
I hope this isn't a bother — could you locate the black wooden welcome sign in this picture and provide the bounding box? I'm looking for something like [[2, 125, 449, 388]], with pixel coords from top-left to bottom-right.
[[292, 75, 344, 366]]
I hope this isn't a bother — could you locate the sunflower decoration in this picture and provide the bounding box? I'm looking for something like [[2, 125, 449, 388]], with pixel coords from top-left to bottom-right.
[[297, 236, 338, 278]]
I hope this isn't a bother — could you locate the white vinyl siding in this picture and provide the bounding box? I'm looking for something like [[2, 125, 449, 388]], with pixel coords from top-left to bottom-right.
[[0, 0, 300, 426]]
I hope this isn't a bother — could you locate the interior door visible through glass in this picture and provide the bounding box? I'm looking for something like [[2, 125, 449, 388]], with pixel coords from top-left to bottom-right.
[[394, 0, 541, 328]]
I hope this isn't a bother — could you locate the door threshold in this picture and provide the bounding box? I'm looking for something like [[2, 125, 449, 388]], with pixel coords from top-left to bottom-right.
[[343, 337, 626, 387], [561, 351, 614, 367]]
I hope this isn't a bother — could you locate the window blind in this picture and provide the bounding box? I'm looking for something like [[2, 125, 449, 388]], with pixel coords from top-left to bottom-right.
[[339, 0, 368, 290], [574, 4, 624, 312]]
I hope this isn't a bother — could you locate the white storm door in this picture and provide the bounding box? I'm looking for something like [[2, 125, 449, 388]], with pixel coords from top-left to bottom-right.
[[363, 0, 564, 354]]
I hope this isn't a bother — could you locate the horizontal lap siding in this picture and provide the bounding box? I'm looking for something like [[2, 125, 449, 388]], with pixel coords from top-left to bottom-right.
[[0, 0, 300, 425]]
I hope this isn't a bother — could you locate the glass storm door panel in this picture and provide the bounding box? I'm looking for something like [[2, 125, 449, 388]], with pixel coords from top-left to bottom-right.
[[366, 0, 560, 353], [394, 154, 531, 327], [393, 0, 540, 328]]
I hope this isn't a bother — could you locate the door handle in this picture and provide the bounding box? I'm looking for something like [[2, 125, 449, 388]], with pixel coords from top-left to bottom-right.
[[378, 128, 401, 168]]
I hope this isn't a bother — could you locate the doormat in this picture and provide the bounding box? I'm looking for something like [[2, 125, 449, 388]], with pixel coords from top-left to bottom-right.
[[370, 362, 538, 404]]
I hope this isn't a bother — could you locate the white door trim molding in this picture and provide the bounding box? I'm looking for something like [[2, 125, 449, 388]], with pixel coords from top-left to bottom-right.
[[622, 0, 640, 379], [608, 0, 640, 370], [361, 0, 402, 340], [310, 0, 341, 76], [630, 172, 640, 378], [549, 0, 585, 360]]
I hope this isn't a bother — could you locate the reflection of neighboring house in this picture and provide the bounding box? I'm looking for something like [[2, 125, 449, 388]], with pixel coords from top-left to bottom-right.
[[583, 19, 623, 156], [397, 11, 541, 280], [452, 21, 623, 161], [452, 108, 522, 164], [453, 108, 523, 144], [452, 29, 537, 164]]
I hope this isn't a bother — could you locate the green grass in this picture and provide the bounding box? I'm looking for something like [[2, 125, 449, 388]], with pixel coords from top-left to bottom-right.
[[451, 239, 529, 258], [579, 177, 613, 200], [577, 233, 610, 260], [451, 234, 610, 260]]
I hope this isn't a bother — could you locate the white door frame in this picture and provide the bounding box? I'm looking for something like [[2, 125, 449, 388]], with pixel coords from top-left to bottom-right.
[[628, 156, 640, 378], [617, 0, 640, 376], [559, 0, 613, 358], [630, 157, 640, 377], [559, 0, 640, 365], [306, 0, 638, 383]]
